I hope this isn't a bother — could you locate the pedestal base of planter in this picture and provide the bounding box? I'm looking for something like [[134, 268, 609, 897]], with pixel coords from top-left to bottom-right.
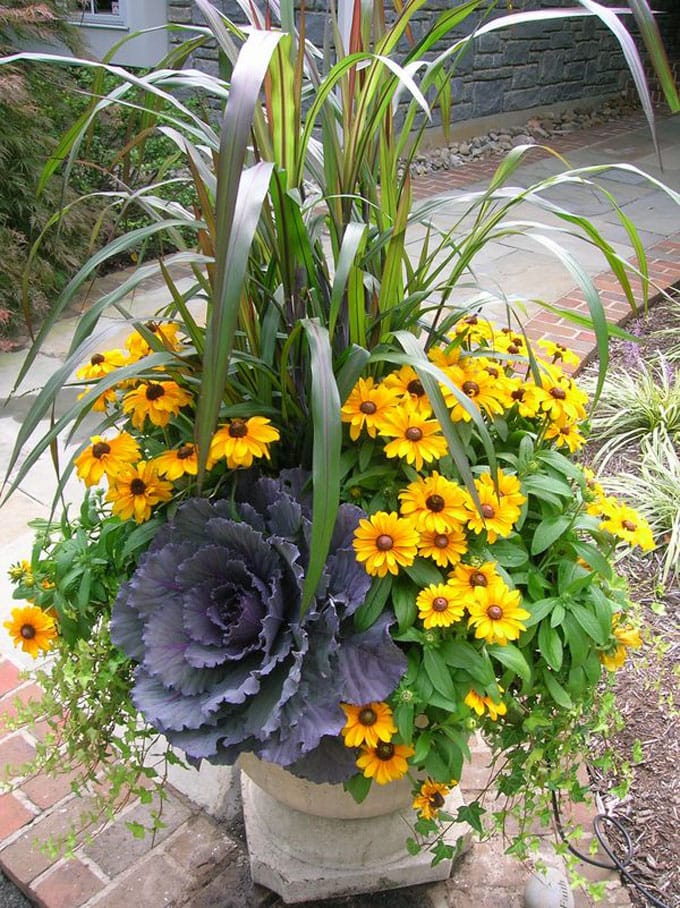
[[240, 759, 470, 904]]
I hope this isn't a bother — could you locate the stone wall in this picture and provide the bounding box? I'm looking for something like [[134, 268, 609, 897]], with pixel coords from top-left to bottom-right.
[[165, 1, 667, 125]]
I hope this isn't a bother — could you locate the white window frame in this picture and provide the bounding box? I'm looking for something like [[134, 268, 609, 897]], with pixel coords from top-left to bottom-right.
[[69, 0, 128, 29]]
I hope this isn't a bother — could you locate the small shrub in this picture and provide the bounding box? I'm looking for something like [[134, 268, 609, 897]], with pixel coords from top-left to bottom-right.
[[605, 427, 680, 584], [585, 355, 680, 470]]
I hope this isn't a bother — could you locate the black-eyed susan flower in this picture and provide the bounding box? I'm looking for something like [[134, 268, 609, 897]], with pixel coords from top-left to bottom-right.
[[399, 472, 469, 535], [356, 740, 415, 785], [412, 779, 454, 820], [76, 348, 129, 381], [446, 363, 506, 422], [417, 525, 468, 567], [382, 366, 432, 415], [600, 614, 643, 671], [599, 502, 655, 551], [464, 483, 521, 545], [153, 443, 199, 480], [545, 416, 586, 453], [539, 365, 588, 423], [106, 461, 173, 523], [74, 432, 141, 486], [376, 407, 448, 471], [467, 579, 529, 645], [341, 701, 397, 748], [4, 604, 57, 659], [464, 688, 507, 721], [416, 582, 465, 629], [78, 384, 118, 413], [8, 560, 33, 583], [125, 321, 182, 360], [353, 511, 419, 577], [537, 338, 580, 368], [452, 314, 494, 345], [341, 377, 401, 441], [207, 417, 280, 470], [509, 380, 549, 419], [122, 380, 193, 429], [493, 328, 527, 358], [447, 561, 499, 598]]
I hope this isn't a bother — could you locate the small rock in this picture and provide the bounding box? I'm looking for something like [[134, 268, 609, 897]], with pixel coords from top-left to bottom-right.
[[511, 133, 534, 146]]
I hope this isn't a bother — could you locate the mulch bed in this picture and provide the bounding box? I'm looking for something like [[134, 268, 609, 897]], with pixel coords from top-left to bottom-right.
[[579, 289, 680, 908]]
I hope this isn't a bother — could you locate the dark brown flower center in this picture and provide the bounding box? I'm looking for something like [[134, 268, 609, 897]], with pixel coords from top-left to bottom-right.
[[405, 426, 423, 441], [375, 742, 395, 761], [487, 605, 503, 620], [486, 367, 499, 378], [465, 316, 479, 326], [550, 387, 567, 400], [432, 597, 449, 612], [20, 624, 36, 639], [92, 441, 111, 459], [146, 320, 159, 333], [429, 791, 446, 810], [426, 494, 445, 513], [462, 381, 479, 397], [130, 478, 147, 496], [91, 353, 105, 366], [511, 388, 525, 401], [434, 534, 449, 549], [407, 379, 425, 397], [146, 383, 165, 401], [507, 344, 520, 355], [622, 519, 637, 532], [228, 420, 248, 438], [358, 708, 377, 726], [470, 572, 488, 588], [177, 445, 194, 460], [481, 504, 495, 519], [376, 534, 394, 551], [359, 400, 377, 415], [512, 337, 523, 346]]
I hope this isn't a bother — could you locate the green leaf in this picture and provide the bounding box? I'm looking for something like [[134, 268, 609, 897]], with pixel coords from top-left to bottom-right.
[[531, 515, 572, 556], [423, 648, 457, 701], [354, 577, 392, 632], [403, 558, 445, 588], [568, 540, 612, 579], [392, 578, 417, 634], [485, 537, 528, 568], [550, 604, 566, 628], [523, 473, 573, 500], [413, 730, 432, 764], [343, 773, 372, 803], [406, 837, 421, 856], [541, 668, 573, 710], [570, 603, 608, 646], [563, 613, 589, 665], [487, 644, 532, 683], [440, 640, 495, 685], [300, 320, 342, 615], [524, 597, 561, 628], [394, 701, 415, 747], [538, 622, 563, 672]]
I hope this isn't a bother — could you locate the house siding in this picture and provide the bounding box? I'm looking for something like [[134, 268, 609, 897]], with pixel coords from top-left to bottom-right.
[[164, 0, 649, 125]]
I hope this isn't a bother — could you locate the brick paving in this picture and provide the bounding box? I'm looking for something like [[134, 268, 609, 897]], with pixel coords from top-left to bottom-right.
[[1, 108, 678, 906]]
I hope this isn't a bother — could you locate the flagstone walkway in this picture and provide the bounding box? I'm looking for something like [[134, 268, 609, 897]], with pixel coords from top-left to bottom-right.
[[0, 108, 678, 908]]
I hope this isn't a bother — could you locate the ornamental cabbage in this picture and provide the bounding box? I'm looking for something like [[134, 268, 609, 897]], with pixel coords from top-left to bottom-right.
[[111, 469, 406, 783]]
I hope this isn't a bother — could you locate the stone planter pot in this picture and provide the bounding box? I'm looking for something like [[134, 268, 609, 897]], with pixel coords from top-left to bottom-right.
[[240, 753, 470, 904]]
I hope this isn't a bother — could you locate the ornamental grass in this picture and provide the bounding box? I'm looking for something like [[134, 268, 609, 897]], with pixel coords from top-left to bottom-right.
[[2, 0, 679, 868]]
